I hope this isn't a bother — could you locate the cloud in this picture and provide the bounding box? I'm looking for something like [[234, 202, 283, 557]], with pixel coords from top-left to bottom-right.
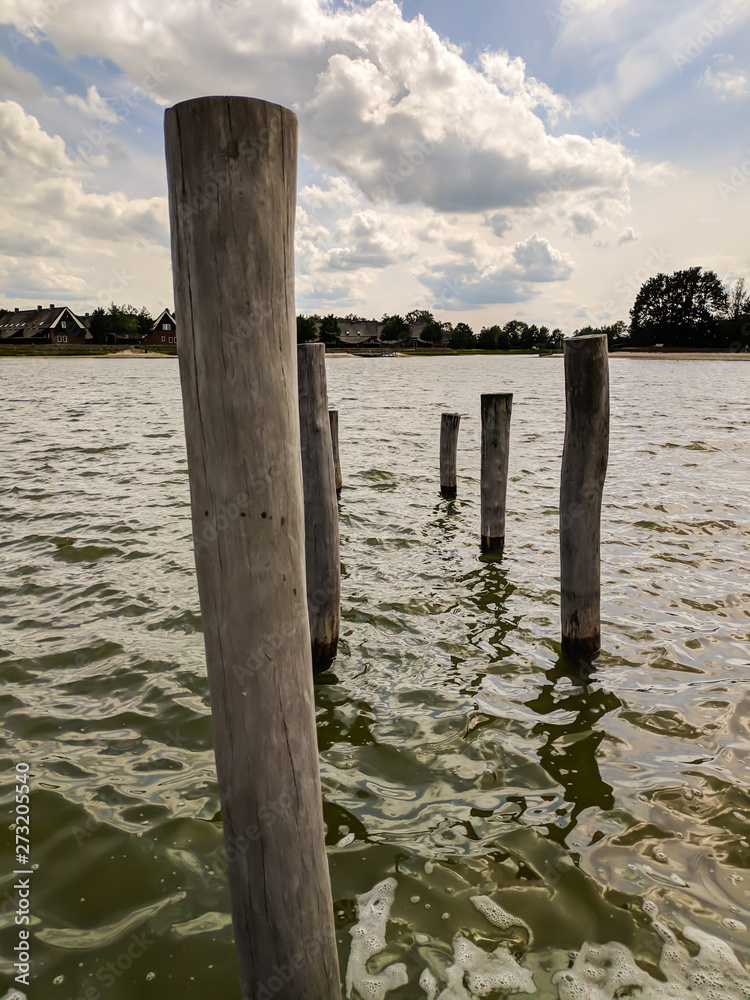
[[57, 84, 119, 122], [573, 2, 750, 118], [701, 66, 750, 99], [296, 177, 417, 276], [0, 55, 43, 99], [616, 226, 639, 245], [417, 233, 574, 308], [480, 50, 572, 124], [0, 100, 169, 304], [485, 212, 512, 238], [2, 0, 633, 228]]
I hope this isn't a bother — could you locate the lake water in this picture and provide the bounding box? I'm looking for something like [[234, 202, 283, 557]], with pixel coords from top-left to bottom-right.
[[1, 355, 749, 999]]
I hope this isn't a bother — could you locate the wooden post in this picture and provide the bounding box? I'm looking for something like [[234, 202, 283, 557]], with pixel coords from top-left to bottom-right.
[[165, 97, 341, 1000], [440, 412, 461, 495], [480, 393, 512, 550], [559, 334, 609, 660], [298, 344, 341, 669], [329, 409, 342, 493]]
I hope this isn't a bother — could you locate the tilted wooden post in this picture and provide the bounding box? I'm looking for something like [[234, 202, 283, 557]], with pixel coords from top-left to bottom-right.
[[440, 412, 461, 495], [165, 96, 341, 1000], [298, 345, 341, 670], [559, 334, 609, 660], [329, 409, 343, 493], [480, 393, 512, 550]]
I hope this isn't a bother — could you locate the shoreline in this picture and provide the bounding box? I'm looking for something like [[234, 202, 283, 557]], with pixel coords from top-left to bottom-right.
[[2, 348, 749, 361]]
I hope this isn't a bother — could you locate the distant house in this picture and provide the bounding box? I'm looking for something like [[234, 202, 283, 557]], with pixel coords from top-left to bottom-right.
[[335, 319, 381, 348], [0, 305, 88, 345], [141, 309, 177, 347]]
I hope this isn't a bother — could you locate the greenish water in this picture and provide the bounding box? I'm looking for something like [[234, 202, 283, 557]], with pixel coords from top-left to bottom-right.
[[1, 356, 749, 998]]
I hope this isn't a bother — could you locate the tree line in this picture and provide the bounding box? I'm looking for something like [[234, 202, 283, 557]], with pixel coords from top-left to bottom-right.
[[296, 269, 750, 352], [297, 309, 564, 350]]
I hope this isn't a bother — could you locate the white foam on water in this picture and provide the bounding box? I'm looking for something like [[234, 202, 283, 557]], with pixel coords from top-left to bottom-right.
[[337, 833, 356, 848], [1, 990, 27, 1000], [345, 877, 409, 1000], [470, 895, 534, 944], [554, 901, 750, 1000], [420, 968, 439, 999], [347, 881, 750, 1000], [441, 936, 536, 998]]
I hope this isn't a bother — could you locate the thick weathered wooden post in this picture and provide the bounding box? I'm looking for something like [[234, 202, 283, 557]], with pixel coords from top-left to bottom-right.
[[481, 393, 512, 550], [165, 97, 341, 1000], [559, 334, 609, 660], [329, 409, 343, 493], [298, 344, 340, 669], [440, 412, 461, 495]]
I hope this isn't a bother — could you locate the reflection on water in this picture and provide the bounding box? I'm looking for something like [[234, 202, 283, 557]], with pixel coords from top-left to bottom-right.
[[0, 356, 749, 996]]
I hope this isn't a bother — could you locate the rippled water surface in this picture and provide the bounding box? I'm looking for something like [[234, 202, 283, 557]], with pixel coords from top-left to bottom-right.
[[1, 356, 749, 998]]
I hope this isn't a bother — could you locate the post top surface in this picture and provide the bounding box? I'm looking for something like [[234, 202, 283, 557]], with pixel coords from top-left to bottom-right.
[[565, 334, 608, 344], [481, 392, 514, 401], [165, 95, 296, 122]]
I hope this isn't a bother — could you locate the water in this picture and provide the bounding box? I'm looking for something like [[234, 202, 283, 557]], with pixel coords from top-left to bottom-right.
[[0, 356, 749, 998]]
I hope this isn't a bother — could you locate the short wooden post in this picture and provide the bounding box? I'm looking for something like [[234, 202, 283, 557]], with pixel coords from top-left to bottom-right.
[[559, 334, 609, 660], [329, 409, 342, 493], [480, 393, 512, 550], [440, 412, 461, 495], [298, 344, 340, 670], [165, 96, 341, 1000]]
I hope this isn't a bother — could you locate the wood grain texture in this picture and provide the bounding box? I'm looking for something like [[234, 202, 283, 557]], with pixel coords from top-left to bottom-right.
[[298, 345, 340, 670], [329, 409, 342, 494], [440, 412, 461, 495], [559, 334, 610, 660], [165, 96, 341, 1000], [480, 393, 513, 550]]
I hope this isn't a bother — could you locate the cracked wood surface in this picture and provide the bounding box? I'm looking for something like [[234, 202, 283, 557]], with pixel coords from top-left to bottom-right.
[[165, 95, 341, 999]]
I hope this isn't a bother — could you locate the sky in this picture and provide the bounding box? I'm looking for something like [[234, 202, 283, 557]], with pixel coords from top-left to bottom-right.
[[1, 0, 749, 331]]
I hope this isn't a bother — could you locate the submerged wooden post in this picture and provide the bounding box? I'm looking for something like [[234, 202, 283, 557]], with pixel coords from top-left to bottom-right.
[[329, 409, 342, 493], [298, 345, 340, 669], [559, 334, 609, 660], [165, 97, 341, 1000], [440, 412, 461, 495], [481, 393, 512, 550]]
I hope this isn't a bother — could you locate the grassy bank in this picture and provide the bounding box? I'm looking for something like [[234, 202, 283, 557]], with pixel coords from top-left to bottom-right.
[[0, 345, 178, 358]]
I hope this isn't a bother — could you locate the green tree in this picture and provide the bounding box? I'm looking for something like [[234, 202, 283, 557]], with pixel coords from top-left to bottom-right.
[[503, 319, 528, 348], [318, 314, 341, 345], [478, 325, 500, 350], [88, 307, 109, 343], [405, 309, 435, 325], [630, 268, 728, 347], [728, 278, 749, 320], [136, 307, 153, 339], [448, 322, 476, 349], [296, 314, 318, 343], [107, 304, 139, 341], [716, 277, 750, 349], [573, 321, 628, 348], [495, 327, 511, 350], [380, 314, 409, 341], [420, 320, 444, 345]]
